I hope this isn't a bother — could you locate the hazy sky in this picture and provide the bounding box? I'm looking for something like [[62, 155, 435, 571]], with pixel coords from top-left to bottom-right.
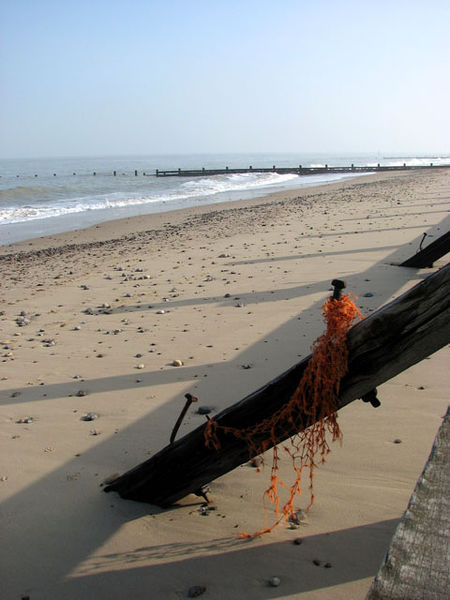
[[1, 0, 449, 158]]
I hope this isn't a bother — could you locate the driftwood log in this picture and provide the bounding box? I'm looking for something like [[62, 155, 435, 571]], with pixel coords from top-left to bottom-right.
[[105, 264, 450, 506], [400, 230, 450, 268]]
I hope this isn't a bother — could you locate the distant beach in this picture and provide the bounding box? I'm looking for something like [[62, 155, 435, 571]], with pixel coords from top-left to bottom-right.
[[2, 152, 450, 245]]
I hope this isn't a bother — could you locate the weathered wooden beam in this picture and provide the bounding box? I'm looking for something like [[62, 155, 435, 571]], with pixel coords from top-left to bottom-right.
[[400, 230, 450, 268], [366, 406, 450, 599], [104, 264, 450, 506]]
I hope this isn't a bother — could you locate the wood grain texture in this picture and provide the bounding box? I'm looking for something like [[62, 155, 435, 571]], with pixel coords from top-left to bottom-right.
[[366, 406, 450, 599]]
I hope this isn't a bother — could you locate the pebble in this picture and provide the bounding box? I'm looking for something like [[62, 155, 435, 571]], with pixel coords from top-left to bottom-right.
[[250, 456, 263, 468], [102, 472, 120, 485], [76, 390, 87, 397], [363, 292, 374, 297], [187, 586, 206, 598], [293, 537, 303, 545], [268, 576, 281, 587], [172, 359, 183, 367], [81, 412, 99, 421], [156, 309, 165, 314], [136, 364, 145, 369], [241, 363, 252, 369], [393, 438, 402, 444], [197, 406, 212, 415]]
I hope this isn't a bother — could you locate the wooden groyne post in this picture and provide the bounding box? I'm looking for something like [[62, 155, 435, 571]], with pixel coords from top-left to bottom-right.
[[104, 265, 450, 506]]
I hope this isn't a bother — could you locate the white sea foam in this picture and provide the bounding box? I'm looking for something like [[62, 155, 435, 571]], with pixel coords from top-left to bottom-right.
[[0, 172, 300, 225]]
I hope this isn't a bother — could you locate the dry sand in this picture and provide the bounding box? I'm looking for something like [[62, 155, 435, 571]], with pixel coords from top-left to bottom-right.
[[1, 169, 449, 599]]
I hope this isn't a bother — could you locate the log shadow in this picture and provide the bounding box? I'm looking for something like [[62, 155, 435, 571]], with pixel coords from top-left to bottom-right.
[[22, 519, 399, 599]]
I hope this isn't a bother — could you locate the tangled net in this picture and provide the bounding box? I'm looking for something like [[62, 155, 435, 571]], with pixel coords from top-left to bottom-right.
[[204, 292, 362, 537]]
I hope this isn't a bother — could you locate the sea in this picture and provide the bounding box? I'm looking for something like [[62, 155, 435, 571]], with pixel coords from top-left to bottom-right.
[[1, 152, 449, 246]]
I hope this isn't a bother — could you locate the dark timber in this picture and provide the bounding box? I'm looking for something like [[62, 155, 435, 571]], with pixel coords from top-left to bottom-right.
[[104, 265, 450, 506], [155, 163, 449, 177], [400, 230, 450, 268]]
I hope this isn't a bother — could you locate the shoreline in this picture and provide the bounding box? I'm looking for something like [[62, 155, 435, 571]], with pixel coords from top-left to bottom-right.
[[1, 167, 449, 599], [0, 170, 415, 258]]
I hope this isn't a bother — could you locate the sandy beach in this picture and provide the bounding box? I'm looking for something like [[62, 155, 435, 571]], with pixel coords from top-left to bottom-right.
[[1, 168, 449, 599]]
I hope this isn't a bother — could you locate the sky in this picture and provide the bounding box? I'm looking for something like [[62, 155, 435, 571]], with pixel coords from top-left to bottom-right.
[[1, 0, 449, 159]]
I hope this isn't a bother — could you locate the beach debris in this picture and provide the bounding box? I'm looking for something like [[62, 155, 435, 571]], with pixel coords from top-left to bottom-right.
[[81, 412, 99, 421], [76, 390, 87, 397], [187, 585, 206, 598], [268, 576, 281, 587], [293, 537, 303, 545], [156, 309, 165, 314], [196, 405, 212, 415], [136, 363, 145, 369], [84, 307, 95, 315], [241, 363, 252, 369], [172, 359, 183, 367], [0, 475, 8, 482], [90, 429, 102, 436], [16, 417, 33, 424]]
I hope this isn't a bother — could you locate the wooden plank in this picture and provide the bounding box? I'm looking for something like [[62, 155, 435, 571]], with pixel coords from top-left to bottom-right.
[[366, 406, 450, 600], [400, 230, 450, 268], [104, 264, 450, 506]]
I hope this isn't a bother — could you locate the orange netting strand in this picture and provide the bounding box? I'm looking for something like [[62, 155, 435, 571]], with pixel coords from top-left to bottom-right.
[[204, 292, 362, 537]]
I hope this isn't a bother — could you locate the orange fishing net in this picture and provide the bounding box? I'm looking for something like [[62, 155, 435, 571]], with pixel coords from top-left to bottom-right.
[[205, 292, 362, 537]]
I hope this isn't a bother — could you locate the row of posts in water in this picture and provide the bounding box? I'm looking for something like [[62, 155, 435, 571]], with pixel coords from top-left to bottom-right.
[[8, 162, 440, 178]]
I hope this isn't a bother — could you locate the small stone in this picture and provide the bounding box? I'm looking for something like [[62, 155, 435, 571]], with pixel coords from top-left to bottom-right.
[[16, 416, 33, 424], [197, 406, 212, 415], [268, 576, 281, 587], [293, 537, 303, 545], [241, 363, 252, 369], [0, 475, 8, 481], [313, 559, 321, 566], [172, 359, 183, 367], [187, 585, 206, 598], [417, 385, 425, 390], [136, 364, 145, 369], [363, 292, 374, 297], [102, 472, 120, 485], [76, 390, 87, 397], [393, 438, 402, 444], [81, 412, 98, 421], [156, 309, 165, 314], [250, 456, 263, 468], [73, 326, 81, 331], [324, 562, 332, 568]]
